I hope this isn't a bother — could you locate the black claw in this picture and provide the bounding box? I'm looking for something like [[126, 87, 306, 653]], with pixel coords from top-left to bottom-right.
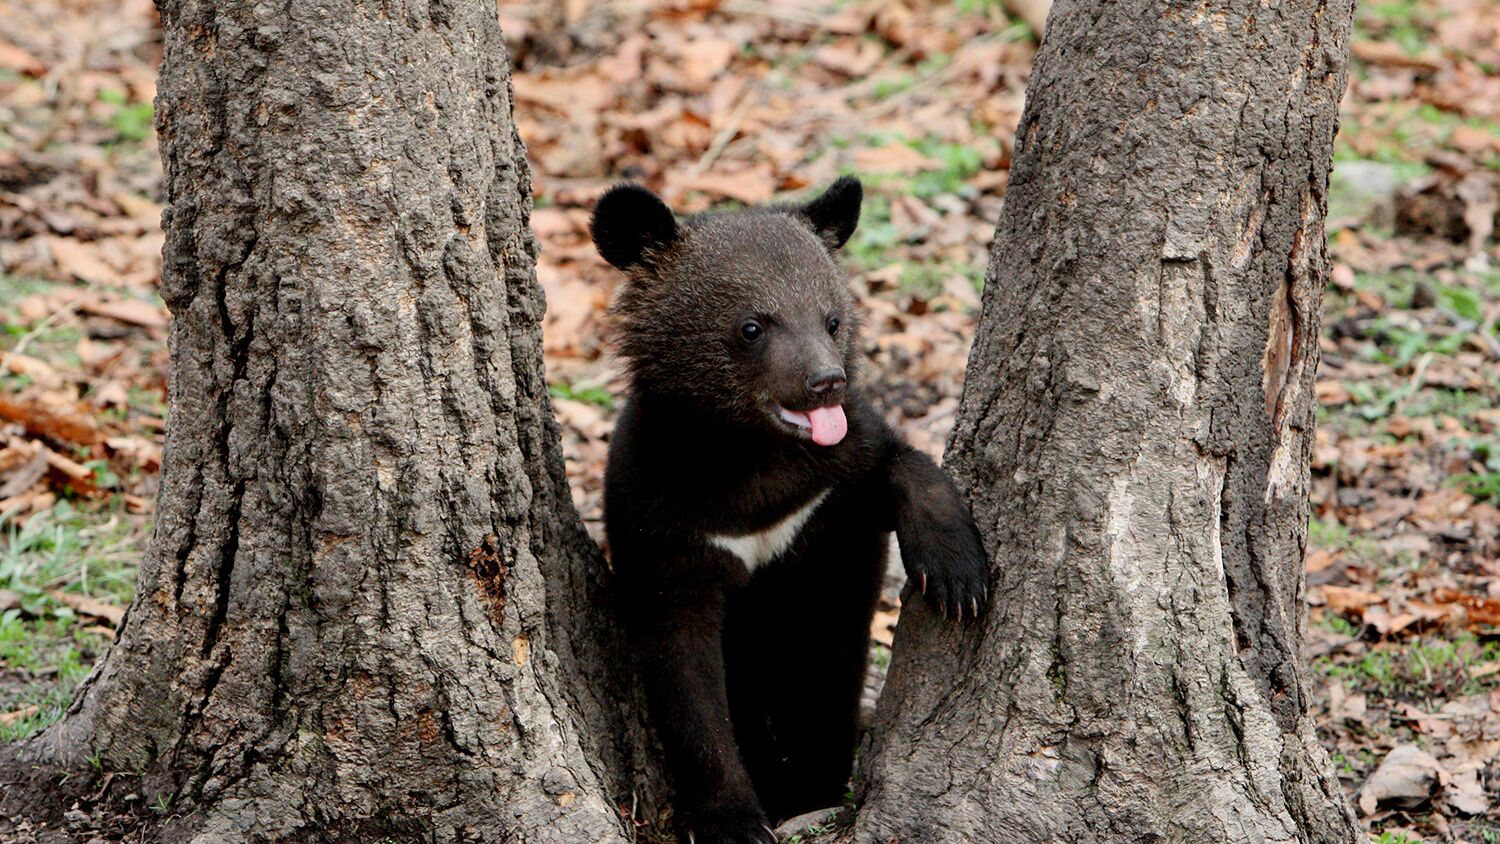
[[918, 571, 927, 594]]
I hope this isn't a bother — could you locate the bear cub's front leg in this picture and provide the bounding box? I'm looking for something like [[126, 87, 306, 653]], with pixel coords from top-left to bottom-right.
[[887, 446, 989, 619]]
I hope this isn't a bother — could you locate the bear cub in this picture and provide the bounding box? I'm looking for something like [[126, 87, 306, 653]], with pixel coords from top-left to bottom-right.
[[593, 177, 989, 844]]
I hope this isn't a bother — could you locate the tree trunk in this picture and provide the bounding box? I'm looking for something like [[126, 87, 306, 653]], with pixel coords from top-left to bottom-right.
[[856, 1, 1361, 842], [5, 1, 650, 840]]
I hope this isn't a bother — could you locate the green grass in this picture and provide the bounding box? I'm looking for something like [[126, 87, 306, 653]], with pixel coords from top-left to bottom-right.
[[1362, 317, 1470, 369], [1445, 434, 1500, 502], [954, 0, 1005, 14], [126, 384, 169, 419], [1327, 268, 1421, 312], [1, 503, 140, 606], [1437, 284, 1485, 324], [1454, 470, 1500, 503], [1321, 614, 1361, 638], [896, 261, 985, 302], [98, 88, 154, 144], [548, 381, 615, 410], [1322, 648, 1399, 692], [1336, 104, 1500, 171], [1317, 633, 1500, 698], [1404, 389, 1495, 422], [0, 614, 100, 741], [0, 503, 144, 741], [0, 274, 53, 310], [1479, 271, 1500, 298], [841, 190, 985, 300], [846, 194, 901, 271], [2, 320, 85, 370], [1308, 517, 1386, 566], [906, 137, 984, 199], [1358, 0, 1441, 57], [785, 824, 836, 843], [871, 74, 915, 100], [836, 133, 990, 274]]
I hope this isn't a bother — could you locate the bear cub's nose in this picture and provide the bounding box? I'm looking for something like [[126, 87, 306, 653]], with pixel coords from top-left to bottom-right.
[[806, 368, 847, 399]]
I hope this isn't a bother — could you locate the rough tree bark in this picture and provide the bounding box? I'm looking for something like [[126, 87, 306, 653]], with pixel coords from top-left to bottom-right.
[[856, 0, 1361, 842], [4, 1, 650, 840]]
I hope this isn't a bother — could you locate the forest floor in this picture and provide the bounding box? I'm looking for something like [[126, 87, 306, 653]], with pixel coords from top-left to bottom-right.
[[1, 0, 1498, 841]]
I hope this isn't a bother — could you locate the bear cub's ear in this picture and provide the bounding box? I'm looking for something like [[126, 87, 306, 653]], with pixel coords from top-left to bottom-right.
[[591, 184, 679, 271], [794, 175, 862, 251]]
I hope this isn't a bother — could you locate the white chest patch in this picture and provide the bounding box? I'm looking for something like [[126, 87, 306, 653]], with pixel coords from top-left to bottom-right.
[[709, 490, 830, 572]]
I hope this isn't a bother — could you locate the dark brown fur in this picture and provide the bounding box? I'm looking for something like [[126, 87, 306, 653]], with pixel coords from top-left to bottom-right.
[[593, 179, 988, 844]]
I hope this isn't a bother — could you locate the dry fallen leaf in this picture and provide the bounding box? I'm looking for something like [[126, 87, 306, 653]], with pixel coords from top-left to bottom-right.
[[2, 0, 1499, 810], [1319, 585, 1386, 615], [1429, 588, 1500, 627], [1362, 605, 1421, 636], [1351, 41, 1443, 70], [0, 447, 48, 499], [1444, 762, 1489, 816], [1327, 682, 1368, 724], [1315, 380, 1350, 406], [47, 590, 125, 627], [0, 705, 40, 727], [0, 43, 46, 76], [1358, 744, 1444, 815], [680, 38, 737, 90], [78, 296, 169, 330], [0, 394, 102, 447], [870, 607, 899, 647], [552, 398, 610, 442], [46, 236, 124, 285], [853, 143, 939, 175], [675, 164, 778, 205], [1, 352, 63, 389], [104, 435, 163, 471], [77, 624, 117, 641]]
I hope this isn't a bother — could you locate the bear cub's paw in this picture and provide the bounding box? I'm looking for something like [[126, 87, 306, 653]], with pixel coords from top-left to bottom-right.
[[898, 508, 990, 621], [677, 805, 778, 844]]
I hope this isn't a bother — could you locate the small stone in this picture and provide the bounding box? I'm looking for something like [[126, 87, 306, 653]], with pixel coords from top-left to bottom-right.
[[1330, 160, 1403, 226], [1410, 281, 1436, 309], [773, 807, 842, 838], [62, 809, 91, 831]]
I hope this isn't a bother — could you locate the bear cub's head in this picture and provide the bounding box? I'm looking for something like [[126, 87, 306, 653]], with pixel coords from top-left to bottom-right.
[[591, 177, 863, 448]]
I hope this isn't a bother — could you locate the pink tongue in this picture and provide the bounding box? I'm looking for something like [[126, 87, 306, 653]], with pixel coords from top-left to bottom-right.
[[807, 405, 847, 446]]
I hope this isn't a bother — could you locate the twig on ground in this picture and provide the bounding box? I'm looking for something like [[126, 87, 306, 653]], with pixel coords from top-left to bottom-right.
[[687, 90, 756, 178]]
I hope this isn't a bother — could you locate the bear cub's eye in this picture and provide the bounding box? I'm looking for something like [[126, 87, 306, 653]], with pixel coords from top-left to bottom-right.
[[739, 319, 764, 344], [826, 315, 841, 336]]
